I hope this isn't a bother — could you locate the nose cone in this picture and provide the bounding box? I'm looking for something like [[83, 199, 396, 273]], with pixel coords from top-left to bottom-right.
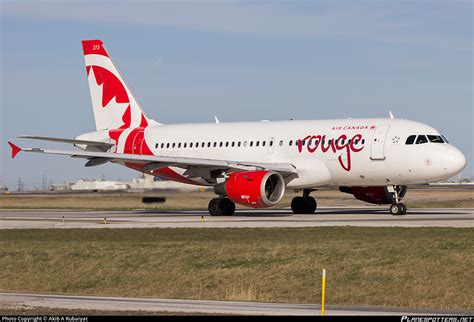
[[442, 146, 466, 176]]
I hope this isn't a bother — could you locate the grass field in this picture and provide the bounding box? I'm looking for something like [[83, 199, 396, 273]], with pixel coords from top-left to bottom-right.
[[1, 187, 473, 210], [0, 227, 472, 310]]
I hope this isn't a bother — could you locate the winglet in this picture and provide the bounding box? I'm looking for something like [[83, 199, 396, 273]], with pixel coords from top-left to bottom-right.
[[8, 141, 22, 158]]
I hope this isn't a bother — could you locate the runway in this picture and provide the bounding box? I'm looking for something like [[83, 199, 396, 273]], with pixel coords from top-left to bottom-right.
[[0, 207, 472, 229], [1, 292, 468, 316]]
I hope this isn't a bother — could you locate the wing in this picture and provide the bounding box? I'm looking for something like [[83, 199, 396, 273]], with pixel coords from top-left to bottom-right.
[[8, 142, 298, 179]]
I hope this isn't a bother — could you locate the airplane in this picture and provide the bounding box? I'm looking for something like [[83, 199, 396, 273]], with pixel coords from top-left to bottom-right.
[[8, 40, 467, 216]]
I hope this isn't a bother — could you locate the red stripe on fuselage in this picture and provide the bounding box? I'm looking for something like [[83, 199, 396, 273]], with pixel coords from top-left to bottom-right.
[[122, 128, 198, 185]]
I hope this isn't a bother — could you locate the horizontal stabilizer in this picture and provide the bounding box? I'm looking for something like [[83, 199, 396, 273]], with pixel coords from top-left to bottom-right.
[[18, 135, 114, 147], [8, 141, 22, 158]]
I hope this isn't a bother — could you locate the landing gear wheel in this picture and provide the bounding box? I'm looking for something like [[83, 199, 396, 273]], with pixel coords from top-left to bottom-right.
[[221, 198, 235, 216], [291, 196, 317, 214], [208, 198, 235, 216], [399, 203, 407, 215], [208, 198, 223, 216], [390, 203, 407, 216]]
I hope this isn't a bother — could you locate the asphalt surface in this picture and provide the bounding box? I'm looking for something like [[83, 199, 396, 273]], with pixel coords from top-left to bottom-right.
[[2, 292, 469, 316], [0, 207, 472, 228]]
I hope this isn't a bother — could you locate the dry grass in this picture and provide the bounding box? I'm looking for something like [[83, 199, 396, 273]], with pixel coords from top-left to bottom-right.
[[1, 187, 473, 210], [0, 227, 472, 310]]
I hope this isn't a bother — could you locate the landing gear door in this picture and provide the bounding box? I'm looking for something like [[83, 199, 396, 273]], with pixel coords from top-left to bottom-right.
[[370, 125, 390, 160]]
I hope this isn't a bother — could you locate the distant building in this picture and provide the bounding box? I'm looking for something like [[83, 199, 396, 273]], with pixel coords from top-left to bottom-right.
[[130, 173, 206, 192], [70, 179, 130, 191], [48, 174, 209, 192]]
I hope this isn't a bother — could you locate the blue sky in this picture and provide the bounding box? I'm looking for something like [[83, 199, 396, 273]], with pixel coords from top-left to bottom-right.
[[0, 0, 472, 189]]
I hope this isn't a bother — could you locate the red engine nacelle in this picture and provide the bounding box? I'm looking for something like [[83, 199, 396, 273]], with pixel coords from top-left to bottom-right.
[[339, 186, 407, 204], [215, 170, 285, 208]]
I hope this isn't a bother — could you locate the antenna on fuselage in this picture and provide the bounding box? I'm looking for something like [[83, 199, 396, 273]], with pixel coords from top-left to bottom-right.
[[214, 116, 220, 124], [389, 111, 395, 120]]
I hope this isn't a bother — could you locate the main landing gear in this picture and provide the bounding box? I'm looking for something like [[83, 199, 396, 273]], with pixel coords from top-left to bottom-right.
[[389, 185, 407, 216], [291, 189, 317, 214], [208, 197, 235, 216]]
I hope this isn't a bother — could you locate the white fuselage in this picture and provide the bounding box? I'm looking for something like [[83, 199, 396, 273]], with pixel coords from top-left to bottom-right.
[[119, 117, 466, 189]]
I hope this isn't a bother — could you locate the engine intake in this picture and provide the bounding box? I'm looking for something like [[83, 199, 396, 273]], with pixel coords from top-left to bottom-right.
[[214, 170, 285, 208]]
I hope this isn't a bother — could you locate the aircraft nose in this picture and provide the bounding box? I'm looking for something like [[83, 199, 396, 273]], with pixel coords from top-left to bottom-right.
[[443, 146, 466, 176]]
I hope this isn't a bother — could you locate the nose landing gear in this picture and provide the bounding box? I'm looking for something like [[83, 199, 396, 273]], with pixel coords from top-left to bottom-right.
[[389, 185, 407, 215], [390, 202, 407, 215], [291, 189, 317, 214]]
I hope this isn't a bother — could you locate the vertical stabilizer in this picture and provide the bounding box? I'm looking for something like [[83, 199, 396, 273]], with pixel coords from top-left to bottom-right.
[[82, 40, 150, 131]]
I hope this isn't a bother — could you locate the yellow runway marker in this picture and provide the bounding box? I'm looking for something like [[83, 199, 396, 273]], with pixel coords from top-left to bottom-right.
[[321, 268, 326, 316]]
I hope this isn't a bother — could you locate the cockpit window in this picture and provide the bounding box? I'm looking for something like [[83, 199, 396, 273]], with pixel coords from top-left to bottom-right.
[[427, 135, 444, 143], [441, 135, 449, 143], [415, 135, 428, 144], [405, 135, 416, 145]]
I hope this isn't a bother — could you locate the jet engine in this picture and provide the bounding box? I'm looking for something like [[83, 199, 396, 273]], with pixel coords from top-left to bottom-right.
[[214, 170, 285, 208], [339, 186, 407, 204]]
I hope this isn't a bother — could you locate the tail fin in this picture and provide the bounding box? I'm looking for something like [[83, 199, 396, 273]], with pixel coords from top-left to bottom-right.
[[82, 40, 150, 131]]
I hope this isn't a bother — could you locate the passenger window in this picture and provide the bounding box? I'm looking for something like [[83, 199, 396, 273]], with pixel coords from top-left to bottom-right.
[[161, 143, 164, 149], [225, 142, 229, 147], [262, 141, 266, 147], [184, 143, 187, 148], [166, 143, 170, 148], [361, 139, 365, 144], [405, 135, 416, 145], [289, 140, 293, 146], [244, 141, 247, 147], [172, 143, 176, 148], [416, 135, 428, 144], [427, 135, 444, 143], [213, 142, 217, 147], [250, 141, 254, 147], [256, 141, 260, 147], [231, 142, 235, 147], [219, 142, 223, 147], [279, 140, 283, 146]]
